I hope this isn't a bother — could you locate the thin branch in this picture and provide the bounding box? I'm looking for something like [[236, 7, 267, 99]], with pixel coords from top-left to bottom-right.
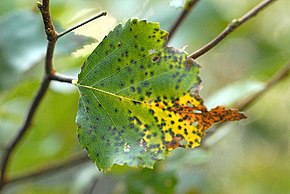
[[168, 0, 200, 41], [204, 61, 290, 142], [57, 11, 107, 39], [236, 62, 290, 111], [0, 2, 106, 190], [86, 177, 99, 194], [0, 0, 57, 190], [0, 78, 50, 189], [3, 152, 89, 186], [188, 0, 277, 59]]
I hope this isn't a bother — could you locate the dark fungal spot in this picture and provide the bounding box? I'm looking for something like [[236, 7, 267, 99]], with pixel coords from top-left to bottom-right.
[[146, 134, 152, 139], [118, 58, 121, 62], [130, 28, 132, 31], [145, 91, 152, 97], [130, 86, 135, 92], [133, 101, 141, 105], [118, 42, 121, 47], [134, 35, 138, 38], [140, 65, 144, 70], [114, 108, 118, 113], [154, 116, 158, 122], [151, 56, 159, 63], [149, 109, 155, 115], [130, 79, 134, 84], [139, 96, 144, 101], [137, 87, 142, 94], [142, 81, 150, 87], [134, 116, 142, 125], [132, 19, 137, 24]]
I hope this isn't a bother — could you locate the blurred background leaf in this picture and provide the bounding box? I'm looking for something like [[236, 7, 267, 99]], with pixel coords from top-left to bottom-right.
[[0, 0, 290, 193]]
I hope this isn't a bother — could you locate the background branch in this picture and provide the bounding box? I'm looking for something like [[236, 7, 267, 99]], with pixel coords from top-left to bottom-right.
[[3, 152, 89, 186], [168, 0, 200, 42], [0, 0, 56, 190], [188, 0, 277, 59], [236, 62, 290, 110], [0, 78, 50, 189], [0, 1, 106, 191], [204, 61, 290, 141]]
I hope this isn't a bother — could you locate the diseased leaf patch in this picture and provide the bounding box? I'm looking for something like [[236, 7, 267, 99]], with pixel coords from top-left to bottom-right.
[[75, 18, 246, 171]]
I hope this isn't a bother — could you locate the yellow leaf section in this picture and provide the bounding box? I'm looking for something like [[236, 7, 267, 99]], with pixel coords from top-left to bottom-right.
[[146, 93, 246, 151]]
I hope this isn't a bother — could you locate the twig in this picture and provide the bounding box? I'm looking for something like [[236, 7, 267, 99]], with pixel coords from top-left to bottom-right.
[[168, 0, 200, 41], [0, 0, 57, 190], [86, 177, 99, 194], [236, 62, 290, 110], [188, 0, 277, 59], [204, 61, 290, 143], [57, 11, 107, 39], [3, 152, 89, 186], [0, 2, 106, 190], [0, 78, 50, 189]]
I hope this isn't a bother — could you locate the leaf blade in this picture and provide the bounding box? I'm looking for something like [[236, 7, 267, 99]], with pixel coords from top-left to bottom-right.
[[76, 18, 245, 170]]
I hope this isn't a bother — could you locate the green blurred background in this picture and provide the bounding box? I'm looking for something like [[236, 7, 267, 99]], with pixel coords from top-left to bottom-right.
[[0, 0, 290, 193]]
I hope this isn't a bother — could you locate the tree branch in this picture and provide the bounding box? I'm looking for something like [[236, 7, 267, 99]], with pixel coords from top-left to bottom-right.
[[236, 62, 290, 111], [204, 61, 290, 142], [3, 152, 89, 186], [0, 0, 57, 190], [168, 0, 200, 42], [0, 1, 107, 190], [0, 78, 50, 189], [188, 0, 277, 59]]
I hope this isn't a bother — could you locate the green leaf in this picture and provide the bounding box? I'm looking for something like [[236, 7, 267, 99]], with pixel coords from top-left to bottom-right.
[[76, 19, 246, 171]]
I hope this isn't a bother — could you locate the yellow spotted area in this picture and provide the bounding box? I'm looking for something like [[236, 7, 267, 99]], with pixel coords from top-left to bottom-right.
[[144, 93, 246, 151]]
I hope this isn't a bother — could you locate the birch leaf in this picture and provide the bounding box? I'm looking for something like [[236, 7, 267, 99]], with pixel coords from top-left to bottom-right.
[[75, 19, 246, 171]]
